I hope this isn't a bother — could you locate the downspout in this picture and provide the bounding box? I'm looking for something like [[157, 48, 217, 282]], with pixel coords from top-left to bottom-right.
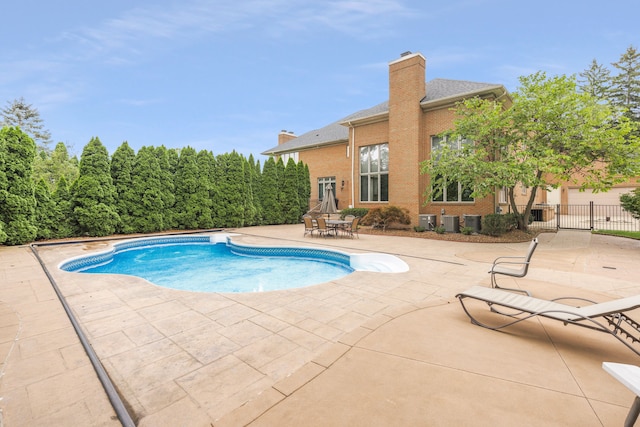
[[349, 122, 355, 208]]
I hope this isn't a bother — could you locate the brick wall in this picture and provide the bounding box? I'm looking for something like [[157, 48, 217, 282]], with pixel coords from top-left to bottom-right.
[[299, 143, 351, 210], [420, 107, 496, 223], [287, 52, 502, 226]]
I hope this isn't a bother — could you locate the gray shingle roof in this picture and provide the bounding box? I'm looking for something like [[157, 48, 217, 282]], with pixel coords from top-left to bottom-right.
[[262, 78, 504, 155]]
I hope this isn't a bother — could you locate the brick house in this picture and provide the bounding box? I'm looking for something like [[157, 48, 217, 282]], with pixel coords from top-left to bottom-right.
[[263, 52, 530, 228]]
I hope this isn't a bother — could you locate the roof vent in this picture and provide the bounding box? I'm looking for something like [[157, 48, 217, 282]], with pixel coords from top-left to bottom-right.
[[400, 51, 412, 57]]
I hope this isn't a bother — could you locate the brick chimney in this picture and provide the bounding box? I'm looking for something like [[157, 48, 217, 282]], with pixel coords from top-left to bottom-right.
[[388, 51, 426, 221], [278, 130, 296, 145]]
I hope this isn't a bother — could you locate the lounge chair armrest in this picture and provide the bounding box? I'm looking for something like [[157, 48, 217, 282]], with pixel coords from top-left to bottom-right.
[[550, 296, 598, 306], [490, 259, 530, 272], [492, 255, 526, 263]]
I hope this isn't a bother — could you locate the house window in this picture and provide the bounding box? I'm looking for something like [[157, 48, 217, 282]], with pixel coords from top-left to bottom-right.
[[318, 177, 336, 200], [360, 143, 388, 202], [499, 187, 508, 204], [281, 152, 299, 163], [430, 136, 474, 202]]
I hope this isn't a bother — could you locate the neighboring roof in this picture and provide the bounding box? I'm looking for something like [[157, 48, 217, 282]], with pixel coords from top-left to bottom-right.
[[262, 78, 506, 156]]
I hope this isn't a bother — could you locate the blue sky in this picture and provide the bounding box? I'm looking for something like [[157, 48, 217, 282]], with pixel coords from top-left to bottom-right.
[[1, 0, 638, 160]]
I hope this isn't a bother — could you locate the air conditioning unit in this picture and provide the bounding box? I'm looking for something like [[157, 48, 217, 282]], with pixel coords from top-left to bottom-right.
[[443, 215, 460, 233], [418, 214, 437, 230]]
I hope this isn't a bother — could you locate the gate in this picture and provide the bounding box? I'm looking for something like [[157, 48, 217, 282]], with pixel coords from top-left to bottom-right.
[[513, 202, 640, 232]]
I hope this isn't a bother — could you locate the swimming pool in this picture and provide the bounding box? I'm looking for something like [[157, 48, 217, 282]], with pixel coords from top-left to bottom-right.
[[59, 234, 409, 292]]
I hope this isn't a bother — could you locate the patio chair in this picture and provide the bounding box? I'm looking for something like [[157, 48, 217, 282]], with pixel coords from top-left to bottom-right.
[[342, 217, 360, 239], [303, 216, 318, 237], [315, 217, 332, 238], [456, 285, 640, 357], [489, 238, 538, 295]]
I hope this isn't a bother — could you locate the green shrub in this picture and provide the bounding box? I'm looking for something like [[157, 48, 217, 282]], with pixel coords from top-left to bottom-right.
[[460, 226, 473, 235], [434, 225, 446, 234], [413, 226, 426, 232], [502, 213, 519, 230], [504, 212, 533, 230], [621, 188, 640, 220], [340, 207, 369, 219], [481, 214, 507, 236]]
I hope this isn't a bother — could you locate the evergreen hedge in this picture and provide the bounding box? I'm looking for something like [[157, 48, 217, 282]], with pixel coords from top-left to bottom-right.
[[0, 132, 315, 244]]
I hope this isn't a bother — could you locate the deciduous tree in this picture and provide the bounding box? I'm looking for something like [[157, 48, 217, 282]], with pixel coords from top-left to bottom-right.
[[421, 72, 640, 231], [32, 142, 79, 191]]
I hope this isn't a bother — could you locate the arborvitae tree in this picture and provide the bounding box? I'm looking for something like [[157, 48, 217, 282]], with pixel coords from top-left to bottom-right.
[[71, 137, 119, 236], [0, 127, 38, 244], [110, 142, 136, 233], [259, 157, 282, 224], [297, 161, 311, 218], [32, 142, 79, 191], [611, 45, 640, 122], [130, 146, 165, 232], [244, 155, 260, 226], [276, 157, 287, 220], [195, 149, 215, 229], [253, 158, 263, 225], [579, 59, 612, 100], [281, 158, 300, 223], [52, 175, 74, 238], [216, 151, 246, 227], [155, 146, 176, 230], [173, 146, 201, 229], [34, 178, 57, 240], [0, 133, 6, 243], [1, 97, 53, 151], [165, 147, 180, 175]]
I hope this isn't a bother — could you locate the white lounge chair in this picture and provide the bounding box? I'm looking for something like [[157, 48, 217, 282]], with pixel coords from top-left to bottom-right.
[[456, 285, 640, 357], [489, 238, 538, 295]]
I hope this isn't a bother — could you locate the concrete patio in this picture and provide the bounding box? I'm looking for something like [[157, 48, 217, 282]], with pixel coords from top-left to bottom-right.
[[2, 225, 640, 426]]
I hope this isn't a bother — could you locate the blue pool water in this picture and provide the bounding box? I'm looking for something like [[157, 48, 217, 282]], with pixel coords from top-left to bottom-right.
[[62, 238, 354, 293]]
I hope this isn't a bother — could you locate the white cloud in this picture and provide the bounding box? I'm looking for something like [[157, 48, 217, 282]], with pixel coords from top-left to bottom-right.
[[58, 0, 416, 61]]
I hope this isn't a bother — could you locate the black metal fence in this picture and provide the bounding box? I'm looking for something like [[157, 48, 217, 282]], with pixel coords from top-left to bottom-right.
[[511, 203, 640, 232]]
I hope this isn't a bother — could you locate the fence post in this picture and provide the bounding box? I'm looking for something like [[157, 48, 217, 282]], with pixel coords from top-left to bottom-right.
[[589, 201, 594, 230], [556, 204, 560, 230]]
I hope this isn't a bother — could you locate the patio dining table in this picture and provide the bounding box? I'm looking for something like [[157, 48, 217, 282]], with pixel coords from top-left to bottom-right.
[[326, 219, 351, 237]]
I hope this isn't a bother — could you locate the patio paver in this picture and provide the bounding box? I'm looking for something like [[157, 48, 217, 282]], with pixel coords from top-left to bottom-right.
[[1, 226, 640, 425]]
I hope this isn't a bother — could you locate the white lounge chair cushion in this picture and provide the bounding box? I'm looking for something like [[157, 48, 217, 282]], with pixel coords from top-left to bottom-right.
[[458, 286, 640, 322]]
